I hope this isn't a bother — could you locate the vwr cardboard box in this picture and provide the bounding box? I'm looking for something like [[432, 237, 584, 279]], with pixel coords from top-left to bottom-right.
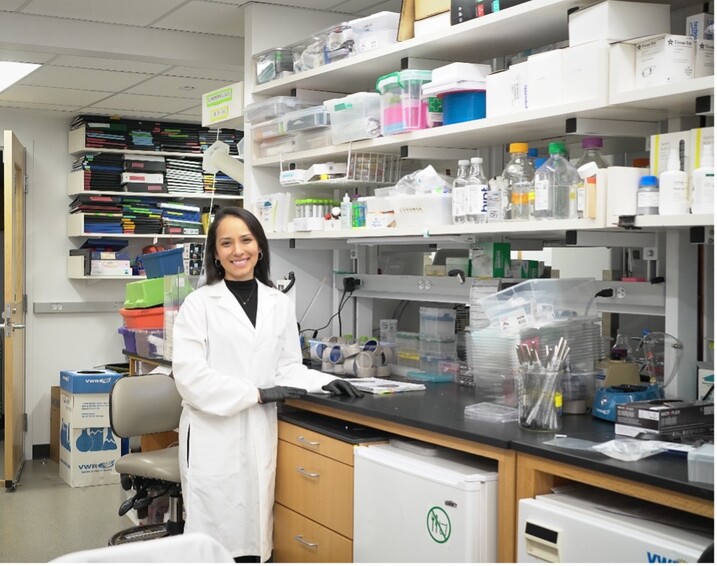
[[50, 386, 60, 465], [59, 369, 122, 488]]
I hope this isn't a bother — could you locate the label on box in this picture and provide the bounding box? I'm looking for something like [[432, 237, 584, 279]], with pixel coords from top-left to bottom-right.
[[635, 34, 694, 88], [59, 418, 120, 487], [60, 369, 121, 394]]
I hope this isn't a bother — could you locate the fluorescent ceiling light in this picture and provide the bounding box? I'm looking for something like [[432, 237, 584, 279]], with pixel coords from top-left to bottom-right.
[[0, 62, 41, 94]]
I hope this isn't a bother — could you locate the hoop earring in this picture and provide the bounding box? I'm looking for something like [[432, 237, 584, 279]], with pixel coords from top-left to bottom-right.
[[214, 258, 221, 268], [258, 251, 264, 261]]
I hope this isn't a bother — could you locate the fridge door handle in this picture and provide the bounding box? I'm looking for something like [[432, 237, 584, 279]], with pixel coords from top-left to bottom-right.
[[294, 535, 319, 549], [296, 466, 320, 478]]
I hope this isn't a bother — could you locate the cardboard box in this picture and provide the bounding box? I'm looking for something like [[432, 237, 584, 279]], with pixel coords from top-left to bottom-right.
[[470, 242, 511, 278], [50, 386, 60, 465], [416, 0, 449, 20], [509, 61, 529, 112], [414, 11, 450, 37], [648, 130, 692, 178], [527, 49, 564, 109], [615, 399, 714, 438], [510, 260, 539, 279], [635, 34, 694, 88], [90, 259, 132, 276], [486, 69, 511, 117], [694, 39, 714, 78], [568, 1, 670, 47], [562, 40, 610, 104], [686, 12, 715, 41], [59, 369, 122, 487]]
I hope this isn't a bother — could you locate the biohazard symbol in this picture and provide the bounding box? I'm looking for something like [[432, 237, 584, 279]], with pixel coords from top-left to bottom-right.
[[426, 506, 451, 544]]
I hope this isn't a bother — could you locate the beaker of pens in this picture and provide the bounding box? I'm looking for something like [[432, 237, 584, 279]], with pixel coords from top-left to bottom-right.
[[517, 366, 563, 432]]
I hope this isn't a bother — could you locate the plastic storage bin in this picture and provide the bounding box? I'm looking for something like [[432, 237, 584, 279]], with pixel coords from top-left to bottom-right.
[[258, 135, 297, 158], [244, 96, 317, 124], [420, 307, 456, 339], [442, 91, 486, 125], [350, 11, 400, 53], [254, 47, 294, 85], [124, 277, 164, 309], [420, 337, 457, 356], [284, 105, 331, 132], [119, 306, 164, 329], [389, 194, 452, 227], [324, 92, 381, 145], [139, 247, 184, 279], [688, 443, 714, 484], [376, 69, 432, 135], [118, 326, 137, 353], [252, 118, 285, 142]]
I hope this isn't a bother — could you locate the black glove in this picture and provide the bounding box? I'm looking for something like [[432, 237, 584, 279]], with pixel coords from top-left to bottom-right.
[[258, 386, 307, 404], [321, 379, 364, 398]]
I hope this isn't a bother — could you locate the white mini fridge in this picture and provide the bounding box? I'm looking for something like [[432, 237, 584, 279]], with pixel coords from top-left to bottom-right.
[[518, 486, 713, 563], [353, 441, 498, 563]]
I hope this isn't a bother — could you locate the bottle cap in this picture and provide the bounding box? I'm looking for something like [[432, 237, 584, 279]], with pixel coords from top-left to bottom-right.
[[458, 159, 470, 165], [577, 162, 599, 179], [535, 157, 548, 169], [548, 141, 566, 155], [582, 137, 603, 149], [470, 157, 482, 163], [527, 147, 539, 157], [508, 142, 528, 153], [639, 175, 658, 186]]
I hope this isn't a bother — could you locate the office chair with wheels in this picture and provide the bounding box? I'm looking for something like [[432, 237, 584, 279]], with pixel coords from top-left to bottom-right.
[[108, 372, 184, 545]]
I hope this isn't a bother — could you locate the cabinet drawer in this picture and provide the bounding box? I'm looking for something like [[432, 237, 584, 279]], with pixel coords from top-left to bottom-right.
[[279, 420, 354, 466], [273, 503, 352, 563], [276, 439, 353, 537]]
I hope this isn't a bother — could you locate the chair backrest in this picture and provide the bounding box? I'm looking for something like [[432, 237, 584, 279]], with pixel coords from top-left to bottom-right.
[[109, 373, 183, 438]]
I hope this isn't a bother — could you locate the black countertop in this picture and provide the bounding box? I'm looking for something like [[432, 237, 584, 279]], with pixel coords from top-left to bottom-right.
[[295, 382, 714, 501]]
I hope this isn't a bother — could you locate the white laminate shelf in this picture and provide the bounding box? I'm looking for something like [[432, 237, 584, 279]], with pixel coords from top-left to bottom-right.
[[631, 213, 715, 228], [66, 170, 243, 201], [67, 256, 146, 281], [67, 213, 207, 240], [69, 126, 207, 158]]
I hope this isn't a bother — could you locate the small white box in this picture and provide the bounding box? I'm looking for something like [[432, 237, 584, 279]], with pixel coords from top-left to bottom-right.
[[694, 39, 714, 78], [350, 11, 400, 53], [413, 11, 450, 38], [201, 81, 244, 129], [689, 127, 715, 172], [509, 61, 529, 112], [366, 212, 396, 229], [609, 42, 637, 94], [562, 40, 610, 104], [527, 49, 564, 109], [606, 166, 646, 219], [648, 130, 692, 177], [635, 34, 695, 88], [686, 12, 715, 41], [568, 1, 670, 47], [90, 260, 132, 276], [486, 69, 511, 117]]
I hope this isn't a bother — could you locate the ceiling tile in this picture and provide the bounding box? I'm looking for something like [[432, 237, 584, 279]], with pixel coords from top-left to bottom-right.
[[79, 107, 180, 120], [328, 0, 391, 14], [0, 84, 113, 106], [124, 75, 231, 99], [0, 48, 55, 64], [20, 0, 187, 27], [163, 65, 243, 82], [162, 109, 203, 122], [51, 55, 173, 75], [22, 66, 151, 92], [0, 100, 78, 113], [0, 0, 27, 10], [90, 93, 196, 113], [150, 1, 244, 37]]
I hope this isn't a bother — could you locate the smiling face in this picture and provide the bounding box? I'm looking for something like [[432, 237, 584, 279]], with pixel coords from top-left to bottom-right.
[[214, 215, 260, 282]]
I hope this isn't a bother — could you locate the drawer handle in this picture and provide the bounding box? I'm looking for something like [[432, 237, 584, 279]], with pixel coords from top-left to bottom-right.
[[297, 435, 320, 447], [296, 466, 320, 478], [294, 535, 318, 549]]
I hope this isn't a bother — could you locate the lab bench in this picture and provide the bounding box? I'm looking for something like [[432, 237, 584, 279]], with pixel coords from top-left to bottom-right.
[[285, 382, 714, 563]]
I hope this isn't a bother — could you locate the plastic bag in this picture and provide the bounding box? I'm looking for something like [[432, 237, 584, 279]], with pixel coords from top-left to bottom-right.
[[543, 436, 599, 451], [592, 439, 667, 461]]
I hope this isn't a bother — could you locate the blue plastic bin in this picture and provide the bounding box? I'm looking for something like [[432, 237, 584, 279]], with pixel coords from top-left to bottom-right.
[[139, 247, 184, 279], [441, 91, 486, 125]]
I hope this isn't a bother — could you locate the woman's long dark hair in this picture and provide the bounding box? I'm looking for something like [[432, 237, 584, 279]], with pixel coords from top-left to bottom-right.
[[204, 207, 273, 287]]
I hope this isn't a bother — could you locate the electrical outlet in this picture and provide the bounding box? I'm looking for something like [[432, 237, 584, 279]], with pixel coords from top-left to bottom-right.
[[349, 249, 359, 260], [616, 287, 627, 299]]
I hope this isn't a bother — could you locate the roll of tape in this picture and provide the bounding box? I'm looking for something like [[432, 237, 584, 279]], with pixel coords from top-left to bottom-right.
[[355, 366, 375, 378], [372, 346, 386, 366], [322, 347, 333, 362], [375, 365, 392, 377], [343, 358, 356, 376], [327, 336, 339, 343], [341, 344, 361, 358], [332, 363, 345, 375], [321, 361, 334, 372], [329, 345, 344, 364], [311, 342, 326, 362], [363, 339, 379, 351], [380, 345, 395, 364], [354, 351, 374, 370]]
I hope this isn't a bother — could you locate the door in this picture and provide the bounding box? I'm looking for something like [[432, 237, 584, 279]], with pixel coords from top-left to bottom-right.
[[3, 130, 26, 489]]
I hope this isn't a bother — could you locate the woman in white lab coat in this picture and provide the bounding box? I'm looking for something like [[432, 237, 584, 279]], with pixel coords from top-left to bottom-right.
[[172, 207, 362, 562]]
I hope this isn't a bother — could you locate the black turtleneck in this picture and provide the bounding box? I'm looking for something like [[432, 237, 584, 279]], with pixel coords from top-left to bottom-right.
[[225, 278, 258, 327]]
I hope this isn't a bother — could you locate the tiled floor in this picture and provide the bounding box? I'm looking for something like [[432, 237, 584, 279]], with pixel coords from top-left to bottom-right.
[[0, 455, 134, 562]]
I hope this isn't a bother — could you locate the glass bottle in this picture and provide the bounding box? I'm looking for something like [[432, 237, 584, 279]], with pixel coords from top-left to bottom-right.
[[575, 137, 609, 219], [611, 329, 634, 361], [636, 176, 659, 216], [452, 159, 470, 224], [467, 156, 489, 224], [502, 142, 534, 221]]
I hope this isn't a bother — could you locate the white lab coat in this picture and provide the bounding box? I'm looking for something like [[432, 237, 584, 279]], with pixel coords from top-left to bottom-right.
[[171, 279, 333, 561]]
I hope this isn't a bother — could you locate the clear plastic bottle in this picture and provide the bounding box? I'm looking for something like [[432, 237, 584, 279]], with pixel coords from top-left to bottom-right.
[[467, 157, 489, 224], [340, 193, 353, 229], [636, 175, 659, 216], [486, 177, 502, 223], [692, 143, 714, 215], [502, 142, 533, 221], [452, 159, 470, 224], [575, 137, 609, 219], [532, 141, 580, 220], [659, 146, 689, 215]]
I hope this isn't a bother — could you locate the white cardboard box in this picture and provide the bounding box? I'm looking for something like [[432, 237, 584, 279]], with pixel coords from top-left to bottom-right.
[[695, 39, 714, 78], [414, 11, 450, 38], [509, 61, 529, 112], [648, 130, 692, 177], [562, 40, 610, 104], [568, 1, 670, 47], [635, 34, 694, 88], [486, 69, 511, 117], [527, 49, 563, 109], [59, 422, 121, 487], [90, 259, 131, 276], [686, 12, 715, 41]]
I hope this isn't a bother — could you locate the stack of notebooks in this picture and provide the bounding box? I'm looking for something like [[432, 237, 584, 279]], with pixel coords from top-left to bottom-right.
[[166, 158, 204, 195], [160, 202, 203, 235], [203, 172, 243, 196], [120, 197, 163, 235], [72, 154, 124, 191]]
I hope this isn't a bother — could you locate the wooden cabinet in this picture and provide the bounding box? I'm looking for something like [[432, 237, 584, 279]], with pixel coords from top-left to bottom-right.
[[274, 420, 362, 562]]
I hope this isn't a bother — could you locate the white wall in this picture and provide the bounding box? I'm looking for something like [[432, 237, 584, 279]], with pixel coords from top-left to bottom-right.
[[2, 108, 133, 453]]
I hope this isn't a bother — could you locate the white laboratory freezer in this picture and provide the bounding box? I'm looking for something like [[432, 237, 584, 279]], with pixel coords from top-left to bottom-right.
[[517, 485, 713, 563], [353, 442, 498, 563]]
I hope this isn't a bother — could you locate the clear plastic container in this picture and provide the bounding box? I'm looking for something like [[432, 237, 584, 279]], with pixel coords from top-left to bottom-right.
[[636, 175, 660, 216], [289, 36, 325, 73], [294, 128, 333, 151], [350, 11, 400, 53], [452, 159, 470, 224], [419, 307, 456, 339], [464, 402, 519, 423], [575, 137, 609, 219], [376, 69, 432, 135], [252, 118, 285, 142], [532, 141, 580, 220], [258, 135, 297, 158], [420, 337, 457, 356], [502, 142, 533, 221], [419, 353, 457, 374], [254, 47, 294, 85], [283, 105, 331, 132], [244, 96, 317, 124], [324, 92, 381, 145], [321, 21, 355, 63]]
